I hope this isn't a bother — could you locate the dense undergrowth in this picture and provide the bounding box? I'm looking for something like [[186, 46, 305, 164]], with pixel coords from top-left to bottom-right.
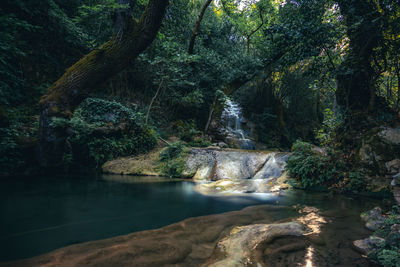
[[52, 98, 158, 172], [286, 140, 363, 192], [369, 207, 400, 267]]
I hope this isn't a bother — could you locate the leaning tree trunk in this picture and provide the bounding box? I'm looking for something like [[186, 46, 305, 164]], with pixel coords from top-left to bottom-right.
[[188, 0, 212, 55], [39, 0, 169, 168]]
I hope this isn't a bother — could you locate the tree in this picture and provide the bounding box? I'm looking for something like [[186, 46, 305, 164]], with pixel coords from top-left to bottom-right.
[[39, 0, 169, 168], [336, 0, 385, 112], [188, 0, 213, 54]]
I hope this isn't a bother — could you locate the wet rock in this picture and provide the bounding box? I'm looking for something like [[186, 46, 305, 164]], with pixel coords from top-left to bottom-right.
[[253, 153, 289, 180], [2, 205, 298, 267], [192, 151, 291, 195], [208, 222, 306, 267], [353, 236, 385, 255], [183, 148, 272, 181], [361, 207, 386, 231]]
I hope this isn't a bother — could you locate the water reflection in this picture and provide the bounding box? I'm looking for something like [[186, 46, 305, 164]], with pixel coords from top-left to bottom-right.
[[297, 206, 327, 235], [304, 246, 315, 267]]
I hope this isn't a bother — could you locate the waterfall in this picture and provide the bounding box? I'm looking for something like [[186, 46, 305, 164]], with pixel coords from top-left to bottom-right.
[[221, 99, 256, 150]]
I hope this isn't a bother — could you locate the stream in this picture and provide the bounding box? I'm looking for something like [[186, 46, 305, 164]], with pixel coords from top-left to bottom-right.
[[0, 174, 392, 264]]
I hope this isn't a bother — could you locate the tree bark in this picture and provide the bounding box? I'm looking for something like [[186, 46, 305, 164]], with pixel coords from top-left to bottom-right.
[[188, 0, 212, 55], [39, 0, 169, 168], [336, 0, 383, 112], [246, 11, 264, 54]]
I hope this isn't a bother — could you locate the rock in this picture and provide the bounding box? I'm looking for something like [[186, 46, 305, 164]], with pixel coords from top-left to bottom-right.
[[393, 186, 400, 205], [386, 159, 400, 174], [217, 142, 228, 148], [311, 146, 327, 156], [378, 127, 400, 145], [190, 150, 291, 195], [390, 224, 400, 233], [392, 173, 400, 186], [182, 148, 216, 180], [3, 205, 299, 267], [213, 150, 268, 180], [353, 236, 385, 255], [361, 207, 386, 231], [356, 126, 400, 192], [253, 153, 289, 179], [208, 222, 306, 267], [183, 148, 274, 180]]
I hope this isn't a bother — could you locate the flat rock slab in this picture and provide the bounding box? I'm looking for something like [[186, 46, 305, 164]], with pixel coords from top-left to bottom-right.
[[1, 205, 297, 267]]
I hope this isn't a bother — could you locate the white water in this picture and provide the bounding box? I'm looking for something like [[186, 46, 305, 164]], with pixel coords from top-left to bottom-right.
[[221, 99, 256, 149]]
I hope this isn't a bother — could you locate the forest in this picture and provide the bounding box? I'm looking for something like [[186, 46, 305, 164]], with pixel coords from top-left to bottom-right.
[[0, 0, 400, 266]]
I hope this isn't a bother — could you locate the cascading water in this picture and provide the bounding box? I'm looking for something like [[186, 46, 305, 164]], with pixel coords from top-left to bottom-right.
[[221, 99, 256, 150]]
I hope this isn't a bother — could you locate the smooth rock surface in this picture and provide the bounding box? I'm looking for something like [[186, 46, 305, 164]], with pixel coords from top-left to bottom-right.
[[207, 222, 306, 267], [0, 205, 299, 267]]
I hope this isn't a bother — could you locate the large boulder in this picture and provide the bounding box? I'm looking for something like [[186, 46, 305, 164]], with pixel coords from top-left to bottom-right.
[[102, 147, 291, 195], [360, 207, 386, 231], [353, 236, 385, 255], [357, 126, 400, 191], [183, 149, 289, 181]]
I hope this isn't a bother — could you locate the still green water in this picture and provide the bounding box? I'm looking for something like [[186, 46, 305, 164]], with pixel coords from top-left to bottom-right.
[[0, 175, 392, 263]]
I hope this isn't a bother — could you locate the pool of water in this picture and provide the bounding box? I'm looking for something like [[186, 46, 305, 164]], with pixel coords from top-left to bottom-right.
[[0, 174, 392, 262]]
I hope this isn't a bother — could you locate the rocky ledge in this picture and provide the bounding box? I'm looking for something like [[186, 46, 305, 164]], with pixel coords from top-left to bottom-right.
[[102, 147, 291, 195]]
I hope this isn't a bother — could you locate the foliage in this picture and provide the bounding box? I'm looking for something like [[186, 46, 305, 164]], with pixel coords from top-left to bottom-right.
[[316, 108, 343, 146], [286, 140, 345, 189], [52, 98, 157, 170], [159, 141, 185, 162], [369, 206, 400, 267], [0, 109, 38, 176], [159, 141, 187, 178]]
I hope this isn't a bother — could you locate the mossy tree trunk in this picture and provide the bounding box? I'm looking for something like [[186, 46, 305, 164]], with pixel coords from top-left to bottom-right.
[[39, 0, 169, 168], [336, 0, 383, 112]]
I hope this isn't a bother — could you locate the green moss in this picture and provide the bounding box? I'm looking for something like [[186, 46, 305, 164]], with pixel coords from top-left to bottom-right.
[[158, 141, 189, 178], [54, 98, 157, 171]]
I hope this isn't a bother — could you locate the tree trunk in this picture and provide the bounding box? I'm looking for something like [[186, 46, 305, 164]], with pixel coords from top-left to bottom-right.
[[38, 0, 169, 168], [336, 0, 382, 112], [146, 78, 164, 125], [188, 0, 212, 55]]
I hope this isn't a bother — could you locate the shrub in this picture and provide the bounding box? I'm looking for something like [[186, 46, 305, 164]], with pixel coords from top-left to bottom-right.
[[52, 98, 157, 171], [159, 141, 187, 178], [286, 140, 345, 189], [369, 207, 400, 267], [160, 141, 185, 162], [315, 108, 343, 146]]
